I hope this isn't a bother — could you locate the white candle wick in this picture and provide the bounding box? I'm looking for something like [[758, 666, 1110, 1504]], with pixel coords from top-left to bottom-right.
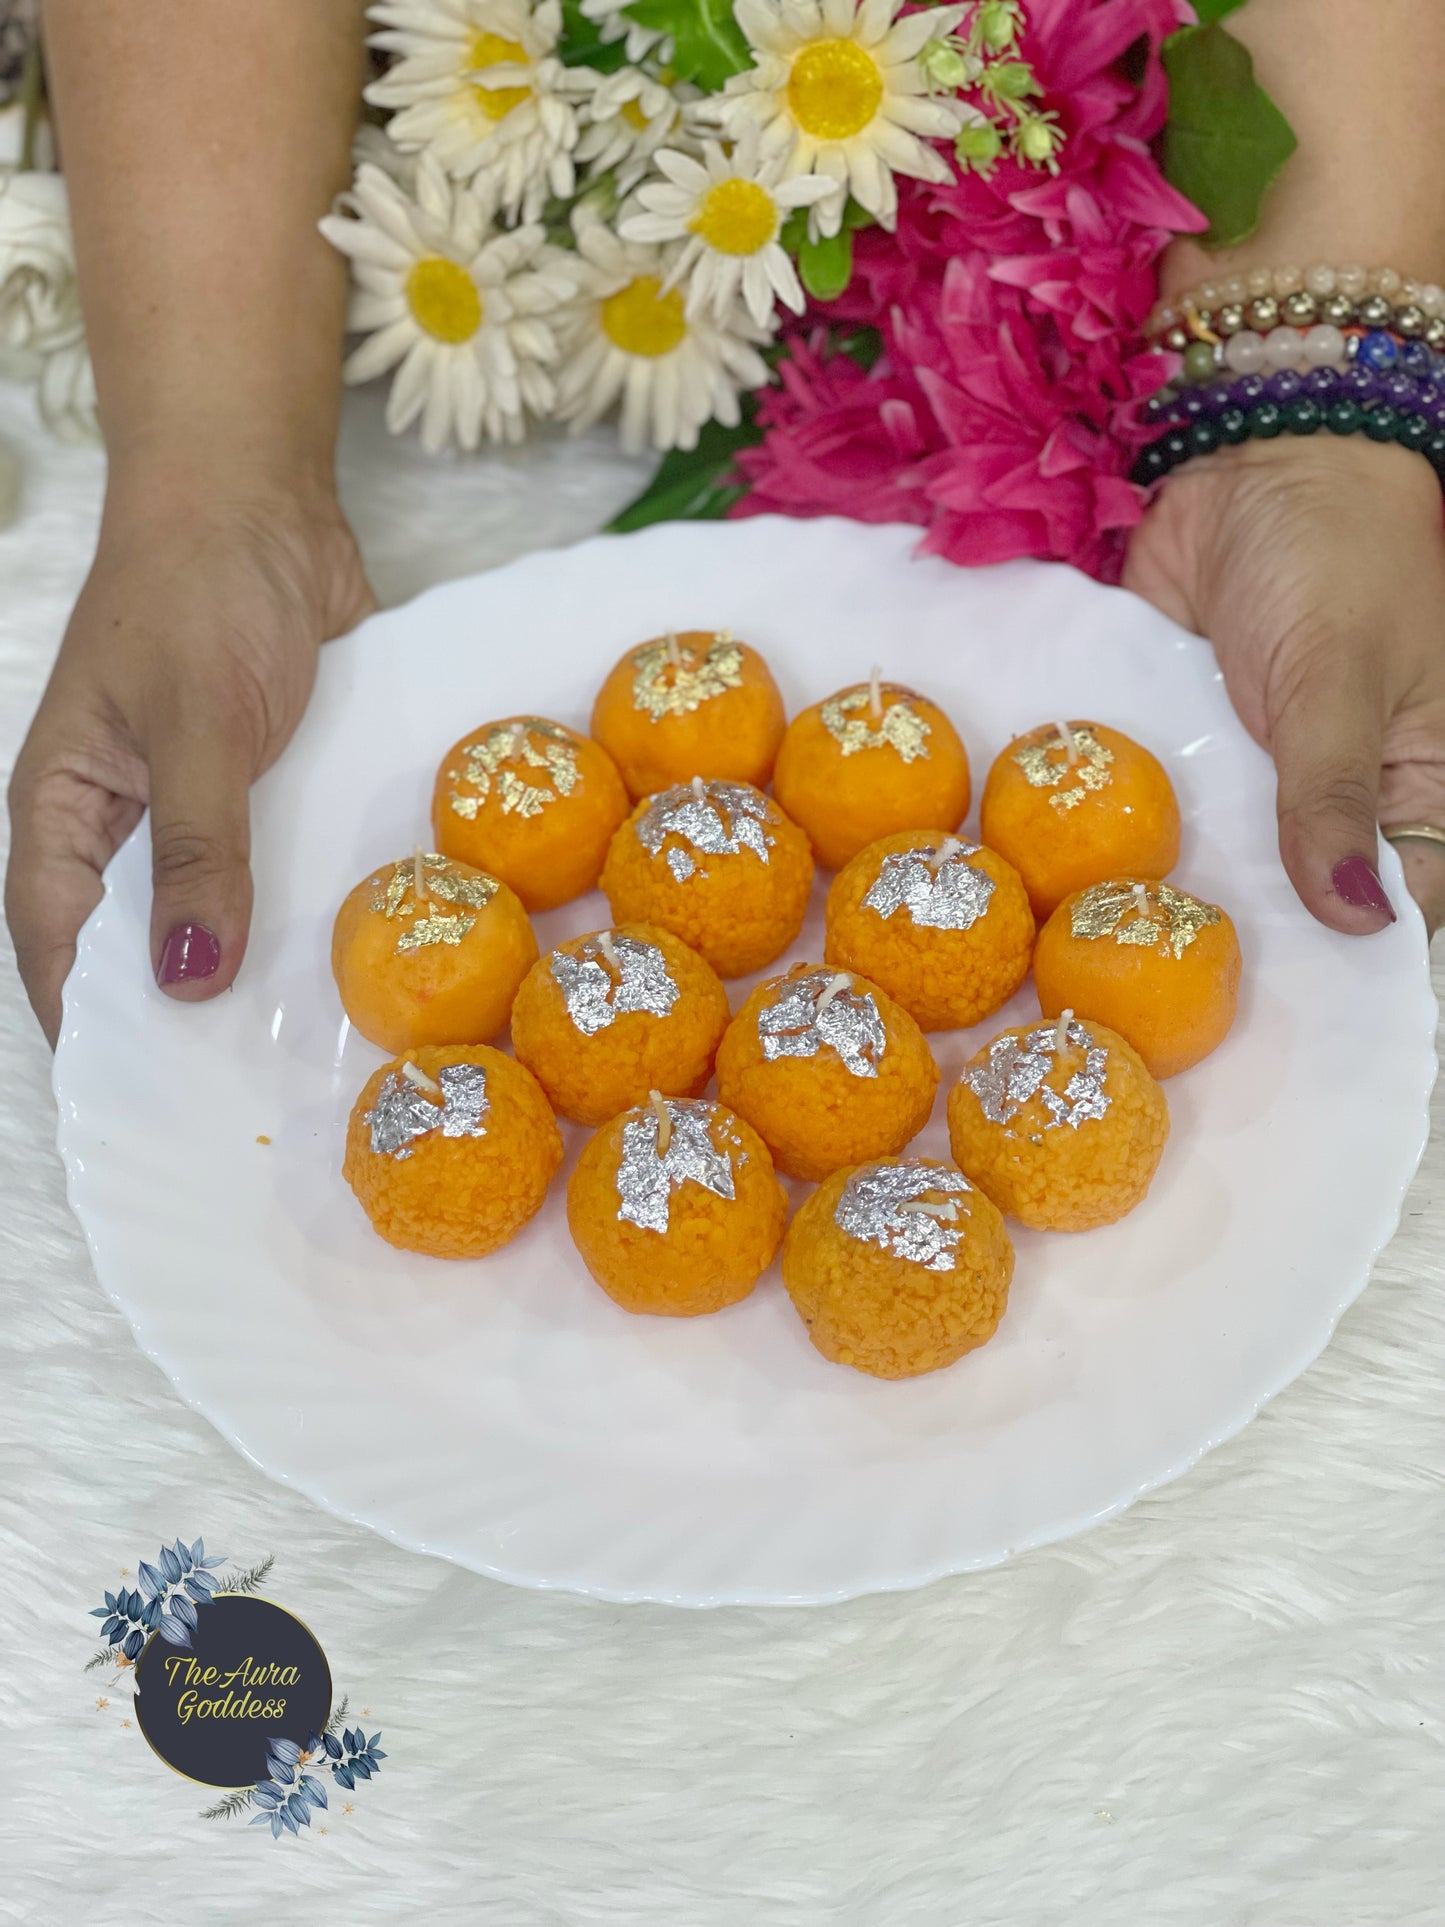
[[690, 774, 706, 801], [412, 845, 428, 904], [649, 1088, 672, 1155], [1132, 882, 1151, 917], [936, 834, 962, 866], [1055, 1006, 1074, 1054], [597, 930, 621, 972], [401, 1059, 443, 1098], [1056, 720, 1079, 765], [869, 664, 884, 723], [665, 630, 682, 668], [815, 971, 852, 1016], [899, 1196, 960, 1222]]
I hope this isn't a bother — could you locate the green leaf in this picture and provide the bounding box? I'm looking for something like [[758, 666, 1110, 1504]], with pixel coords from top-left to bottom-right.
[[1162, 23, 1297, 249], [607, 410, 763, 533], [558, 0, 631, 74], [622, 0, 752, 89], [1189, 0, 1248, 21], [834, 325, 884, 372], [798, 227, 853, 302]]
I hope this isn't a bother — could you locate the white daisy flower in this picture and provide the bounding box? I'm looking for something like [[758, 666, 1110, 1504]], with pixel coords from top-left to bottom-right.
[[714, 0, 970, 237], [554, 219, 771, 454], [320, 157, 577, 451], [579, 0, 672, 65], [621, 135, 834, 326], [575, 66, 699, 195], [365, 0, 590, 221], [352, 118, 418, 190]]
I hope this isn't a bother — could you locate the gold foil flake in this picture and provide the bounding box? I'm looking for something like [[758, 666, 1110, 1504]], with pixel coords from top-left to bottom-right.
[[396, 912, 476, 954], [1013, 724, 1114, 814], [1069, 880, 1220, 960], [820, 685, 932, 762], [629, 632, 744, 721], [835, 1160, 973, 1272], [370, 864, 412, 919], [961, 1018, 1111, 1132], [427, 867, 498, 911], [447, 718, 581, 819], [369, 856, 498, 945]]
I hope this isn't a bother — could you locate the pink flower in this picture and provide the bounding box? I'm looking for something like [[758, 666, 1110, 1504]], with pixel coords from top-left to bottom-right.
[[735, 0, 1204, 582]]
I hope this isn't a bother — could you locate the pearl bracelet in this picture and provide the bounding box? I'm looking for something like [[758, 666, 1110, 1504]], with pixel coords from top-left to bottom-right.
[[1146, 264, 1445, 340]]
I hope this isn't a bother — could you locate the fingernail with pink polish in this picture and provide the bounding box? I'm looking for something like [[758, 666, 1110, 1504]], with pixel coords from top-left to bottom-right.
[[156, 923, 221, 986], [1331, 857, 1396, 922]]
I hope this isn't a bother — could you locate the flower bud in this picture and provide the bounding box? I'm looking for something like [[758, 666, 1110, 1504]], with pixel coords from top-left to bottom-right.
[[920, 40, 973, 89], [954, 120, 1004, 170], [1015, 114, 1063, 165], [983, 60, 1039, 102], [977, 1, 1021, 53]]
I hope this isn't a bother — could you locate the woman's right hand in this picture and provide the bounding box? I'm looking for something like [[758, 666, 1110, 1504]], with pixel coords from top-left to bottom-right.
[[6, 457, 375, 1045]]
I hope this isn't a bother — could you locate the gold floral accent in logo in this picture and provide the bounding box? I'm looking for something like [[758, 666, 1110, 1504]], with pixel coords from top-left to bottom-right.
[[630, 631, 744, 721], [820, 684, 931, 762], [1070, 879, 1221, 960], [447, 719, 581, 821], [367, 854, 498, 953], [1013, 722, 1114, 813]]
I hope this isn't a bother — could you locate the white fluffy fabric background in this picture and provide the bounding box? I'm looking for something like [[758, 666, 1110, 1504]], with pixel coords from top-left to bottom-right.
[[2, 382, 1443, 1926]]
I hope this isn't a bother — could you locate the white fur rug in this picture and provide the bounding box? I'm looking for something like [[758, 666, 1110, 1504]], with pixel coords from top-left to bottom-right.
[[2, 380, 1442, 1926]]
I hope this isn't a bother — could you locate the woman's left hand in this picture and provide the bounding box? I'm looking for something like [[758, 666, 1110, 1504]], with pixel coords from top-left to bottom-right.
[[1124, 431, 1445, 937]]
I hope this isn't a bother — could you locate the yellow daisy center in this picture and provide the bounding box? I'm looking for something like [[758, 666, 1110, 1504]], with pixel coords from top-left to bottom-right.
[[405, 257, 483, 344], [601, 276, 688, 358], [620, 97, 651, 132], [690, 178, 778, 257], [467, 30, 531, 121], [787, 38, 884, 140]]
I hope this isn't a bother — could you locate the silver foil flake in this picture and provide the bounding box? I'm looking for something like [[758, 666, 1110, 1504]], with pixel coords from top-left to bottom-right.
[[834, 1161, 972, 1273], [550, 933, 680, 1037], [862, 841, 996, 931], [616, 1100, 737, 1233], [961, 1019, 1111, 1133], [635, 781, 773, 878], [366, 1062, 491, 1161], [757, 970, 886, 1080]]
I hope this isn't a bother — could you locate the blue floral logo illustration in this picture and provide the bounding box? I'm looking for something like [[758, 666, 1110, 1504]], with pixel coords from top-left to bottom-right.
[[84, 1537, 386, 1842], [89, 1536, 228, 1656]]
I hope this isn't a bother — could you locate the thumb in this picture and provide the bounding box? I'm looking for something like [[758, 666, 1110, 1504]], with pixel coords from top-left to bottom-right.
[[147, 719, 255, 999], [1270, 646, 1395, 934]]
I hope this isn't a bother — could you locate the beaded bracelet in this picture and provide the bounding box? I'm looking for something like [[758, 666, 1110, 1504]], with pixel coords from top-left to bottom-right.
[[1163, 327, 1445, 398], [1143, 361, 1445, 429], [1160, 294, 1439, 348], [1147, 264, 1445, 339], [1130, 393, 1445, 487]]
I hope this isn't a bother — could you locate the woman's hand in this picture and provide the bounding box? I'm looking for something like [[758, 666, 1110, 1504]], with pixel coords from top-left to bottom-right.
[[1124, 433, 1445, 937], [6, 461, 375, 1043]]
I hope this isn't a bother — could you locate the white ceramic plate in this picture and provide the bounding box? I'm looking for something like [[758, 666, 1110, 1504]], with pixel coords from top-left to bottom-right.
[[54, 519, 1437, 1606]]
